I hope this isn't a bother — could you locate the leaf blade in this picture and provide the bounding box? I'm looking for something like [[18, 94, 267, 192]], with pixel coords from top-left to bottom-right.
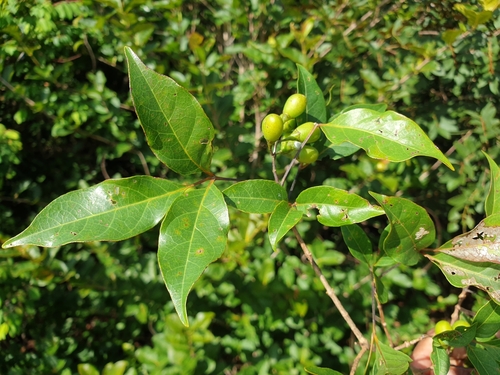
[[268, 201, 303, 250], [125, 47, 214, 176], [341, 224, 374, 266], [158, 182, 229, 326], [223, 180, 287, 214], [371, 193, 435, 266], [484, 152, 500, 216], [297, 64, 327, 123], [321, 108, 454, 170], [2, 176, 184, 248], [425, 252, 500, 304], [296, 186, 384, 227]]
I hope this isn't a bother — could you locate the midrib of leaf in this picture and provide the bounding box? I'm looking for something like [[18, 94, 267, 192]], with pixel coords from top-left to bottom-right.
[[138, 66, 203, 172], [180, 181, 214, 308], [332, 124, 422, 153]]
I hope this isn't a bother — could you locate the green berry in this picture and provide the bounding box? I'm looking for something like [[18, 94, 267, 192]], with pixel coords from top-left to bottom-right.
[[290, 122, 321, 143], [434, 320, 452, 335], [298, 146, 319, 165], [262, 113, 284, 143], [283, 93, 307, 119], [452, 319, 470, 329]]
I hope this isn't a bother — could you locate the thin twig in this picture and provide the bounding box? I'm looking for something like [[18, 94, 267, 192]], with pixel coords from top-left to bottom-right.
[[450, 287, 470, 325], [373, 274, 393, 347], [83, 34, 96, 72], [393, 334, 429, 351], [280, 123, 321, 186], [100, 155, 110, 179], [134, 150, 150, 176], [419, 129, 473, 182], [0, 76, 36, 107], [350, 345, 368, 375], [292, 227, 368, 349]]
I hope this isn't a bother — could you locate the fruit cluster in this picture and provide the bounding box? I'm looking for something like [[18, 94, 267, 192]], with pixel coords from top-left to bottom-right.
[[261, 93, 321, 167]]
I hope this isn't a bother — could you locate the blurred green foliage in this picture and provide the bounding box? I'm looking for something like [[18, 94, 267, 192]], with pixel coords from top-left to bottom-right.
[[1, 0, 499, 374]]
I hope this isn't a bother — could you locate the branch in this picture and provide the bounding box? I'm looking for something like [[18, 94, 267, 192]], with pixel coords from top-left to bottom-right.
[[292, 227, 369, 373]]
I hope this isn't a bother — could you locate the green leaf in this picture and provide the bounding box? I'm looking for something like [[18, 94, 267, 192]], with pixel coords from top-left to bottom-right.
[[430, 345, 450, 375], [468, 345, 500, 375], [370, 193, 435, 266], [374, 341, 411, 375], [339, 103, 388, 116], [2, 176, 184, 248], [223, 180, 287, 214], [375, 276, 389, 304], [321, 108, 454, 170], [341, 224, 374, 266], [158, 181, 229, 326], [442, 29, 463, 45], [437, 215, 500, 264], [425, 252, 500, 304], [304, 365, 343, 375], [297, 64, 327, 123], [473, 300, 500, 339], [102, 360, 128, 375], [268, 201, 303, 250], [481, 0, 500, 12], [484, 152, 500, 216], [454, 4, 493, 28], [433, 324, 476, 348], [125, 47, 214, 176], [296, 186, 384, 227], [77, 364, 99, 375]]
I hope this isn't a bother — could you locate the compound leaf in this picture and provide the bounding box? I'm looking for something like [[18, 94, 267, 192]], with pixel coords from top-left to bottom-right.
[[158, 181, 229, 326], [296, 186, 384, 227], [2, 176, 184, 248], [370, 193, 435, 266], [321, 108, 454, 170], [125, 47, 214, 176]]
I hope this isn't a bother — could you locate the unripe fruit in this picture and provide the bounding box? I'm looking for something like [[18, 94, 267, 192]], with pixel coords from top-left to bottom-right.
[[434, 320, 452, 335], [283, 93, 307, 119], [290, 122, 321, 143], [298, 146, 319, 165], [452, 320, 470, 329], [262, 113, 284, 143]]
